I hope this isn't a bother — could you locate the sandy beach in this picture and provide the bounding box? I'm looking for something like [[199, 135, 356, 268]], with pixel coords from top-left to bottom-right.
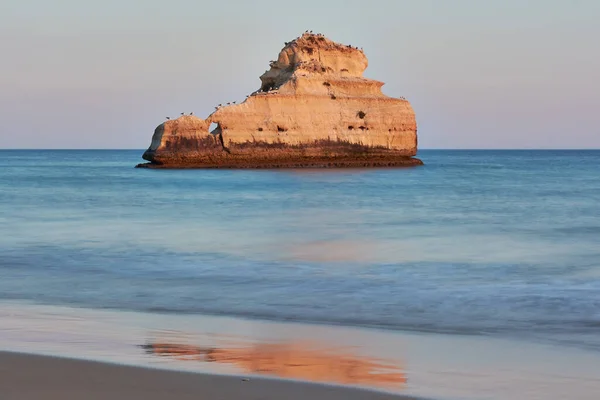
[[2, 303, 600, 400], [0, 351, 413, 400]]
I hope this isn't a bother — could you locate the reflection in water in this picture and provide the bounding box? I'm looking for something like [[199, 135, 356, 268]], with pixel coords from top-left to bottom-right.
[[142, 339, 406, 389], [282, 168, 378, 177], [281, 240, 378, 262]]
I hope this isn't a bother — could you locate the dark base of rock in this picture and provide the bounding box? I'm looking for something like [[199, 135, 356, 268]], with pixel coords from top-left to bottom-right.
[[139, 139, 423, 169], [135, 156, 423, 169]]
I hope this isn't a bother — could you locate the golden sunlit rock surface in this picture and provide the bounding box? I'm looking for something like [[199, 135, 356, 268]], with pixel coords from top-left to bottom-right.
[[142, 341, 406, 389], [138, 33, 421, 168]]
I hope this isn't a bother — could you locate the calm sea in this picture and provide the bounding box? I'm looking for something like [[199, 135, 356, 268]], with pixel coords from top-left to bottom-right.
[[1, 150, 599, 350]]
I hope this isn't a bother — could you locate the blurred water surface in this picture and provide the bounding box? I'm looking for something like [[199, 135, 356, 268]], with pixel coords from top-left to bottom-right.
[[1, 150, 599, 349]]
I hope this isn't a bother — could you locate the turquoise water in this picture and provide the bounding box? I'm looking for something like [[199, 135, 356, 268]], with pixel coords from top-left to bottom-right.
[[1, 150, 599, 350]]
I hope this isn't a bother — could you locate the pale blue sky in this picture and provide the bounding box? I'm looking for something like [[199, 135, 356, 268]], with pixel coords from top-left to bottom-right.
[[1, 0, 599, 149]]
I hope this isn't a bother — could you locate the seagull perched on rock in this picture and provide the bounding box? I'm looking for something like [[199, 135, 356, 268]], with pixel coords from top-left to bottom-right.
[[232, 101, 236, 104], [190, 112, 193, 115], [226, 102, 231, 105], [166, 117, 170, 120], [180, 112, 184, 115]]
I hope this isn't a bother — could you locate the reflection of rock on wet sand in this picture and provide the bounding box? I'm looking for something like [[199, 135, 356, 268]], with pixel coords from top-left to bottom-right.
[[142, 341, 406, 389]]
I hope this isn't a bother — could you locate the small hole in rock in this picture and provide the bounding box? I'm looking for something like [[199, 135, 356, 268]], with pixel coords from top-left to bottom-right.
[[258, 127, 263, 132], [348, 126, 354, 130], [357, 111, 366, 119]]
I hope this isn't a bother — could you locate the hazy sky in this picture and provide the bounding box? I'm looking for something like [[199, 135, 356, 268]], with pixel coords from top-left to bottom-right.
[[1, 0, 599, 149]]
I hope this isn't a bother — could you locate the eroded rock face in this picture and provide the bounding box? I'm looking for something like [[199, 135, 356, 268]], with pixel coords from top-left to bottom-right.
[[142, 116, 222, 165], [138, 33, 421, 168]]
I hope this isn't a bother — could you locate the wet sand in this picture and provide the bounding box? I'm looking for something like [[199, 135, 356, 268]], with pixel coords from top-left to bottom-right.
[[0, 351, 413, 400], [3, 303, 600, 400]]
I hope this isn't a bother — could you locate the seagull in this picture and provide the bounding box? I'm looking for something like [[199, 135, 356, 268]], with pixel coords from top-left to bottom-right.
[[190, 112, 193, 115], [166, 117, 170, 120], [218, 104, 222, 107], [226, 102, 231, 105], [180, 112, 184, 115]]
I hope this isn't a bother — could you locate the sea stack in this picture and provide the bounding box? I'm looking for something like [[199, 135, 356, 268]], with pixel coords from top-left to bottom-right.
[[137, 33, 422, 168]]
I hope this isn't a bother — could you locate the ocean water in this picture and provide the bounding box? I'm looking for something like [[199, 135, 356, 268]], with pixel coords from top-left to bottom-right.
[[1, 150, 599, 351]]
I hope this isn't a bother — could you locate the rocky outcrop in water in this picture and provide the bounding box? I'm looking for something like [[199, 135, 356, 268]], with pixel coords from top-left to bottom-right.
[[137, 33, 421, 168]]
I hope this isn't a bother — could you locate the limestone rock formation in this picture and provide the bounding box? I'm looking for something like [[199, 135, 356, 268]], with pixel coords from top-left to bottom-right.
[[138, 33, 421, 168]]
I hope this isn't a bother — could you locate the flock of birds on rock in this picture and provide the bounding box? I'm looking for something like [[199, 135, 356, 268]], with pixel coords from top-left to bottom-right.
[[285, 31, 323, 45], [165, 112, 194, 120], [163, 99, 247, 118], [254, 88, 279, 96], [214, 101, 239, 110], [285, 31, 363, 51]]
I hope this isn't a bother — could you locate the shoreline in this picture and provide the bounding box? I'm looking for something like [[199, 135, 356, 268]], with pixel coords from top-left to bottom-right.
[[0, 351, 413, 400], [2, 302, 600, 400]]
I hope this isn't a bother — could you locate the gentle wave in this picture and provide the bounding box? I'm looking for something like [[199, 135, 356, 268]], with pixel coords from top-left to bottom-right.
[[1, 150, 600, 352]]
